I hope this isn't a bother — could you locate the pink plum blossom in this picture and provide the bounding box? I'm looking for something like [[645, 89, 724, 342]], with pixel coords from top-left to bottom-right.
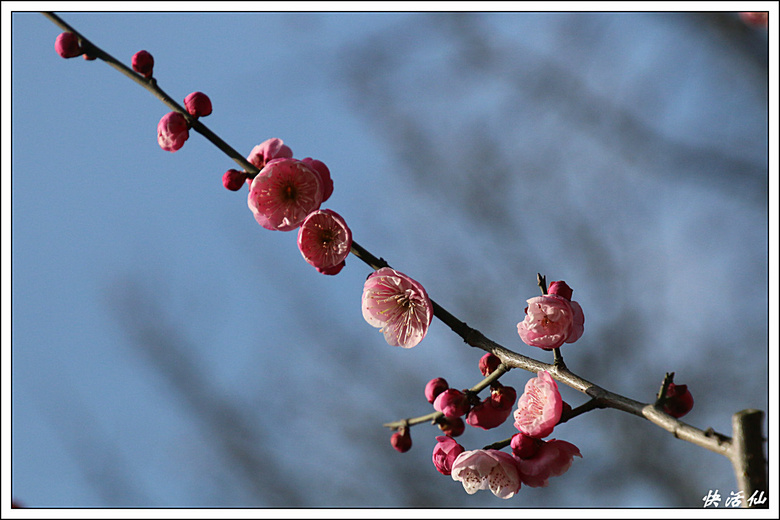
[[425, 377, 449, 404], [157, 111, 189, 152], [514, 439, 581, 488], [433, 389, 471, 419], [55, 32, 82, 58], [131, 50, 154, 78], [513, 371, 562, 438], [517, 285, 584, 350], [301, 157, 333, 203], [432, 436, 465, 476], [247, 158, 323, 231], [297, 209, 352, 274], [247, 138, 293, 170], [361, 267, 433, 348], [184, 91, 212, 118], [450, 449, 522, 499]]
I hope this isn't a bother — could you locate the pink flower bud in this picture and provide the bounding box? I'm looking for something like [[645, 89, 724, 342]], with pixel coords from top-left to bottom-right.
[[662, 382, 694, 418], [247, 138, 293, 170], [466, 386, 516, 430], [479, 353, 502, 376], [433, 389, 471, 419], [390, 428, 412, 453], [510, 432, 543, 459], [425, 377, 449, 404], [547, 280, 573, 301], [514, 371, 563, 439], [432, 436, 465, 476], [223, 169, 248, 191], [438, 417, 465, 437], [132, 50, 154, 78], [55, 32, 82, 58], [297, 209, 352, 275], [156, 111, 189, 152], [184, 91, 212, 118]]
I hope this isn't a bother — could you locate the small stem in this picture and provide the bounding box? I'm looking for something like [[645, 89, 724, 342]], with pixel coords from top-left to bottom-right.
[[537, 273, 547, 294]]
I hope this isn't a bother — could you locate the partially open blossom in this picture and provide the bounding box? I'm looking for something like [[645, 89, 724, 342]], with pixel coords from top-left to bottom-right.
[[223, 169, 248, 191], [55, 32, 82, 58], [479, 353, 502, 376], [184, 91, 212, 118], [157, 111, 189, 152], [247, 158, 323, 231], [131, 50, 154, 78], [425, 377, 449, 404], [514, 371, 562, 438], [432, 436, 465, 476], [438, 416, 465, 437], [662, 382, 694, 418], [517, 282, 584, 350], [451, 449, 522, 499], [391, 427, 412, 453], [466, 385, 517, 430], [514, 439, 581, 488], [247, 138, 293, 170], [433, 389, 471, 419], [297, 209, 352, 275], [301, 158, 333, 203], [361, 267, 433, 348]]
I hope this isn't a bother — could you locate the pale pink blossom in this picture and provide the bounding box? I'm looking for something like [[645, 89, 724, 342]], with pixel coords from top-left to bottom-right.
[[450, 449, 522, 499], [131, 50, 154, 78], [183, 91, 212, 118], [55, 32, 82, 58], [513, 371, 562, 438], [517, 290, 584, 350], [514, 439, 581, 488], [247, 138, 293, 170], [432, 436, 465, 476], [361, 267, 433, 348], [297, 209, 352, 274], [157, 112, 189, 152], [247, 158, 323, 231], [433, 389, 471, 419]]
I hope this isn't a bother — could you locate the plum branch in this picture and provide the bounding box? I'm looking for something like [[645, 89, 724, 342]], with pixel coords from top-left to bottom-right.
[[42, 12, 767, 507]]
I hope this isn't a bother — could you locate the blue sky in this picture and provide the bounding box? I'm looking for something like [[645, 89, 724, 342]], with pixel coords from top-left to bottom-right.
[[5, 6, 777, 512]]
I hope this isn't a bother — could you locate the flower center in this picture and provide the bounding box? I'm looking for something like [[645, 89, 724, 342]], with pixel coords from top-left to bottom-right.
[[281, 181, 298, 201]]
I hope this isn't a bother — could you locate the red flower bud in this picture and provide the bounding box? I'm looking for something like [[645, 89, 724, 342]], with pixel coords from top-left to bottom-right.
[[662, 382, 694, 418], [132, 50, 154, 78], [390, 428, 412, 453], [479, 353, 501, 376], [547, 280, 573, 301], [222, 169, 248, 191]]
